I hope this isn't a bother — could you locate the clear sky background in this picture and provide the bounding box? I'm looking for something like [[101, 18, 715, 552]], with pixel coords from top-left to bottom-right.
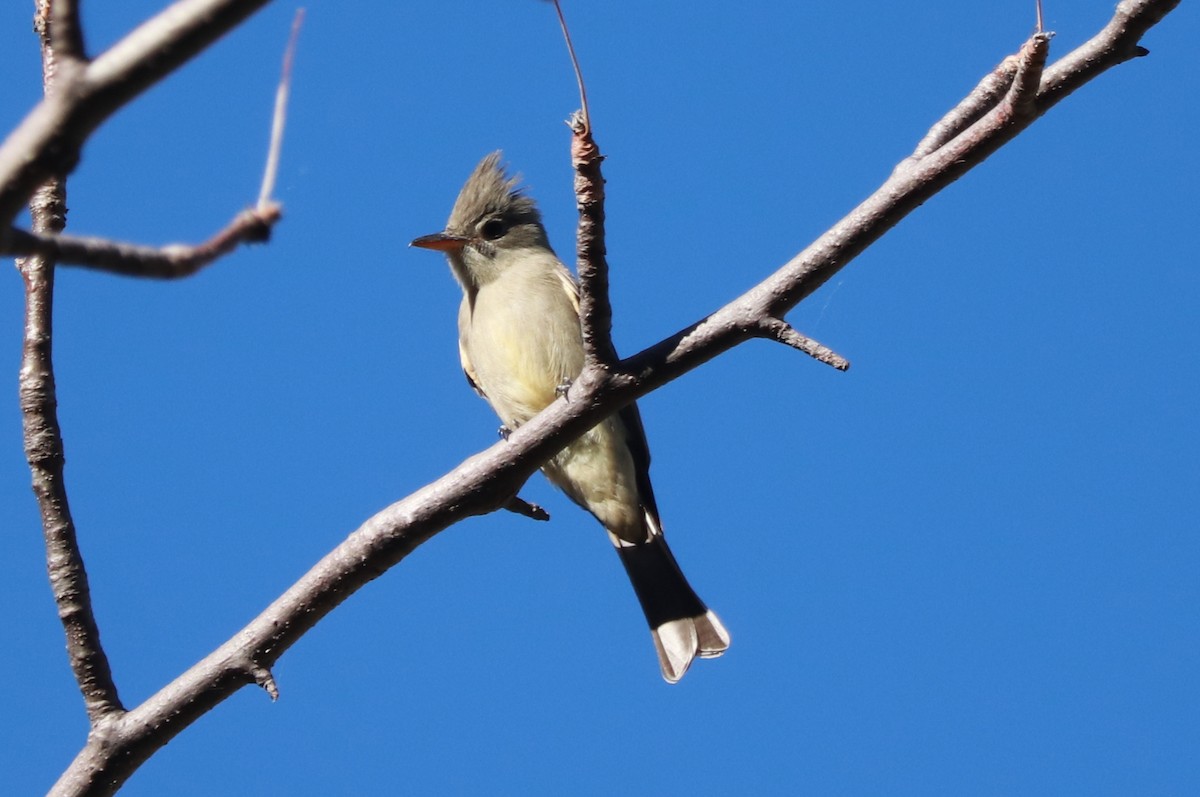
[[2, 2, 1197, 794]]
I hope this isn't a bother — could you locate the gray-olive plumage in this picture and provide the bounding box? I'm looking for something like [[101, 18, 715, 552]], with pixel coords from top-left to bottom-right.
[[412, 152, 729, 682]]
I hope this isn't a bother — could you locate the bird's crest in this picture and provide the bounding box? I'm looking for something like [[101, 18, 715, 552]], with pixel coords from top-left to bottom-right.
[[447, 151, 541, 233]]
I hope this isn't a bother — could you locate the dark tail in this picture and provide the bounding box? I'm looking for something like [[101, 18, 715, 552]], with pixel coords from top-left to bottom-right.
[[614, 524, 730, 683]]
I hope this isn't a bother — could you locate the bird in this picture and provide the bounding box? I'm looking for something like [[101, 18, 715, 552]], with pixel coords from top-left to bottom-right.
[[410, 152, 729, 682]]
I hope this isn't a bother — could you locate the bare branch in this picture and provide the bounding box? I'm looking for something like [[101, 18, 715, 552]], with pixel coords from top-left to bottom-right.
[[909, 55, 1019, 161], [47, 0, 88, 64], [551, 0, 590, 134], [1035, 0, 1164, 104], [1007, 32, 1052, 118], [4, 2, 295, 279], [46, 1, 1184, 792], [549, 0, 615, 368], [553, 2, 618, 369], [569, 114, 617, 368], [549, 0, 614, 364], [259, 8, 305, 208], [5, 204, 281, 278], [504, 496, 551, 522], [19, 3, 124, 726], [0, 0, 276, 222], [757, 318, 850, 372]]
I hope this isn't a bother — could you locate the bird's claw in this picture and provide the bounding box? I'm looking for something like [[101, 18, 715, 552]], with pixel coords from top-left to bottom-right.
[[555, 379, 573, 401], [498, 424, 512, 441]]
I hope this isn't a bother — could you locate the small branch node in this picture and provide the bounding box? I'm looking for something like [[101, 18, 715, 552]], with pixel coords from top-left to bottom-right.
[[504, 496, 551, 522], [250, 666, 280, 701], [759, 317, 850, 372], [1006, 31, 1053, 116]]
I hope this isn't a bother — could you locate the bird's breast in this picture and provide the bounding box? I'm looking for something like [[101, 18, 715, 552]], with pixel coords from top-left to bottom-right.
[[461, 269, 584, 427]]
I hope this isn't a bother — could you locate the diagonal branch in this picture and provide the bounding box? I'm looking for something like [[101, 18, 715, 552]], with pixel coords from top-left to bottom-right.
[[48, 2, 1183, 793]]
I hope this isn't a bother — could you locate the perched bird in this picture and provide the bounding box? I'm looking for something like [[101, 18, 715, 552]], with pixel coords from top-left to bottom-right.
[[411, 152, 728, 682]]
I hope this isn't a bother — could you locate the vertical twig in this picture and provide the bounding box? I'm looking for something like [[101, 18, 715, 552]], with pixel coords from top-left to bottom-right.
[[18, 0, 124, 723], [47, 0, 87, 65], [553, 0, 618, 368], [551, 0, 589, 134], [258, 8, 304, 209]]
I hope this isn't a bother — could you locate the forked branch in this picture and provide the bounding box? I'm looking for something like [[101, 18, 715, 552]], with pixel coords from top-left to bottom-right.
[[42, 1, 1181, 794]]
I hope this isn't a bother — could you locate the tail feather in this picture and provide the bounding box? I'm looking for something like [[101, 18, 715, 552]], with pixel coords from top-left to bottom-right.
[[652, 610, 731, 683], [613, 522, 729, 683]]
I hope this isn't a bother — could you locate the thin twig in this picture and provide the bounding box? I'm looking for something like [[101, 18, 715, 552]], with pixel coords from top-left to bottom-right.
[[551, 0, 590, 134], [553, 1, 617, 368], [259, 8, 305, 208], [19, 0, 124, 725]]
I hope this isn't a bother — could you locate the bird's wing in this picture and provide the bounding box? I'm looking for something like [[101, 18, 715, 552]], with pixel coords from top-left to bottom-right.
[[617, 400, 660, 521], [459, 337, 485, 398], [557, 261, 658, 517], [556, 265, 581, 317]]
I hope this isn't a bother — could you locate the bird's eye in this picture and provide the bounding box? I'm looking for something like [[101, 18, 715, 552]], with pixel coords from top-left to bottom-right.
[[479, 218, 506, 241]]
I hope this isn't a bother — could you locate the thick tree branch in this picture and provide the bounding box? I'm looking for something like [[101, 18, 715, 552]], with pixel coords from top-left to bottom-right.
[[20, 1, 124, 728], [47, 1, 1181, 793]]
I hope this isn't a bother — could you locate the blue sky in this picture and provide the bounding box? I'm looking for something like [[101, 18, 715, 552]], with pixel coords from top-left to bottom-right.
[[2, 2, 1197, 794]]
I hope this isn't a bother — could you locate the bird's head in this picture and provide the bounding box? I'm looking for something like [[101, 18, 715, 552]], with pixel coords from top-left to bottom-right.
[[411, 151, 552, 290]]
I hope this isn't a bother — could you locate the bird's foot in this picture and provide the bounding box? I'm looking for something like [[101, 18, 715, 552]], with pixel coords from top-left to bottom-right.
[[555, 379, 573, 401]]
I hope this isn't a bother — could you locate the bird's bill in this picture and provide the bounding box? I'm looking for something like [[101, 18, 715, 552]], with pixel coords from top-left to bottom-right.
[[410, 232, 468, 252]]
